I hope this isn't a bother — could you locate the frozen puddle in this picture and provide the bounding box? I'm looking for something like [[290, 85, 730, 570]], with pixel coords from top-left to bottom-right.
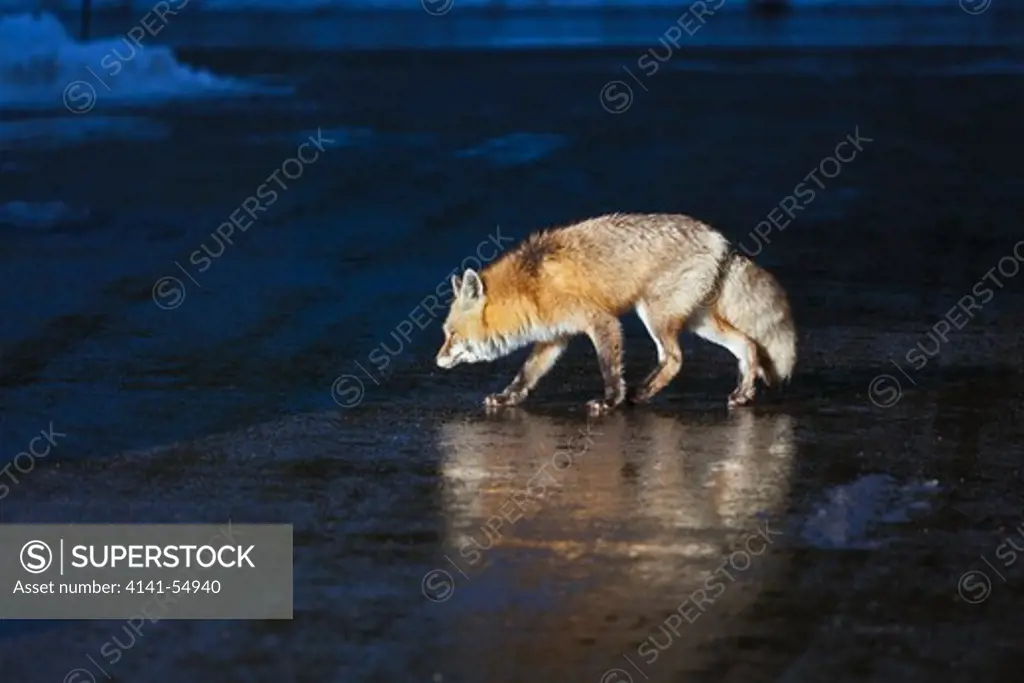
[[799, 474, 940, 549]]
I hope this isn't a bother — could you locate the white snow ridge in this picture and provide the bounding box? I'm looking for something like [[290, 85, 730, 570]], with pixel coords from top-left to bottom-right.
[[0, 11, 278, 112]]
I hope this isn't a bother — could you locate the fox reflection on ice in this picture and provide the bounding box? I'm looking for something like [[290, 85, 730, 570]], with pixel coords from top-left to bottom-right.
[[431, 409, 797, 682]]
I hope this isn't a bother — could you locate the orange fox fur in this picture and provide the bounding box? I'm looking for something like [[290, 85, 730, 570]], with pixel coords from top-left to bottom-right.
[[435, 213, 796, 414]]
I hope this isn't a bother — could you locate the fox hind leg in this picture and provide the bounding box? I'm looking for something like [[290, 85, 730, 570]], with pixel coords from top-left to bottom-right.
[[629, 259, 722, 404], [688, 311, 761, 408], [484, 339, 569, 409], [632, 300, 685, 404], [584, 314, 626, 416]]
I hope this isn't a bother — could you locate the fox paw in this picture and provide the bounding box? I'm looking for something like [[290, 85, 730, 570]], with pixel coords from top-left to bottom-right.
[[727, 388, 755, 409], [586, 398, 621, 416], [484, 392, 524, 409], [627, 387, 653, 405]]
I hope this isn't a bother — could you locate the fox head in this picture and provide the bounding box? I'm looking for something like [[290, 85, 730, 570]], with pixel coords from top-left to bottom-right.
[[436, 269, 493, 369], [438, 266, 528, 370], [436, 267, 540, 368]]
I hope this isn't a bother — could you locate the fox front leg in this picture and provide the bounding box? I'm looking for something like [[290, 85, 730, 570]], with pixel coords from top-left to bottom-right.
[[584, 316, 626, 416], [484, 339, 569, 409]]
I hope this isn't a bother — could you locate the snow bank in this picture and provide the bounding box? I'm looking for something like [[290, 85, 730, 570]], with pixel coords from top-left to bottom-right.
[[0, 12, 277, 111]]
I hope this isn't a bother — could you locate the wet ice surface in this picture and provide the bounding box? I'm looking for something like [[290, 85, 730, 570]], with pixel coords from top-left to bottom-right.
[[2, 11, 1024, 683], [2, 382, 1022, 682]]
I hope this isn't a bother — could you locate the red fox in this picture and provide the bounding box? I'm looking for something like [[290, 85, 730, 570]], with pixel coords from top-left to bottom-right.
[[435, 213, 796, 415]]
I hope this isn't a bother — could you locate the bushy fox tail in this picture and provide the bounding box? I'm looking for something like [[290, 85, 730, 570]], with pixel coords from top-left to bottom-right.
[[713, 253, 797, 385]]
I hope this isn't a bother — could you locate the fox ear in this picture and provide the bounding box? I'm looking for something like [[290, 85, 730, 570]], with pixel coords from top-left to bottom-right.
[[451, 274, 462, 296], [460, 269, 485, 302]]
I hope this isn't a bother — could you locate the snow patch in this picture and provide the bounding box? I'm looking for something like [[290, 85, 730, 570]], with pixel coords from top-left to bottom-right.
[[0, 12, 282, 112], [800, 474, 940, 549]]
